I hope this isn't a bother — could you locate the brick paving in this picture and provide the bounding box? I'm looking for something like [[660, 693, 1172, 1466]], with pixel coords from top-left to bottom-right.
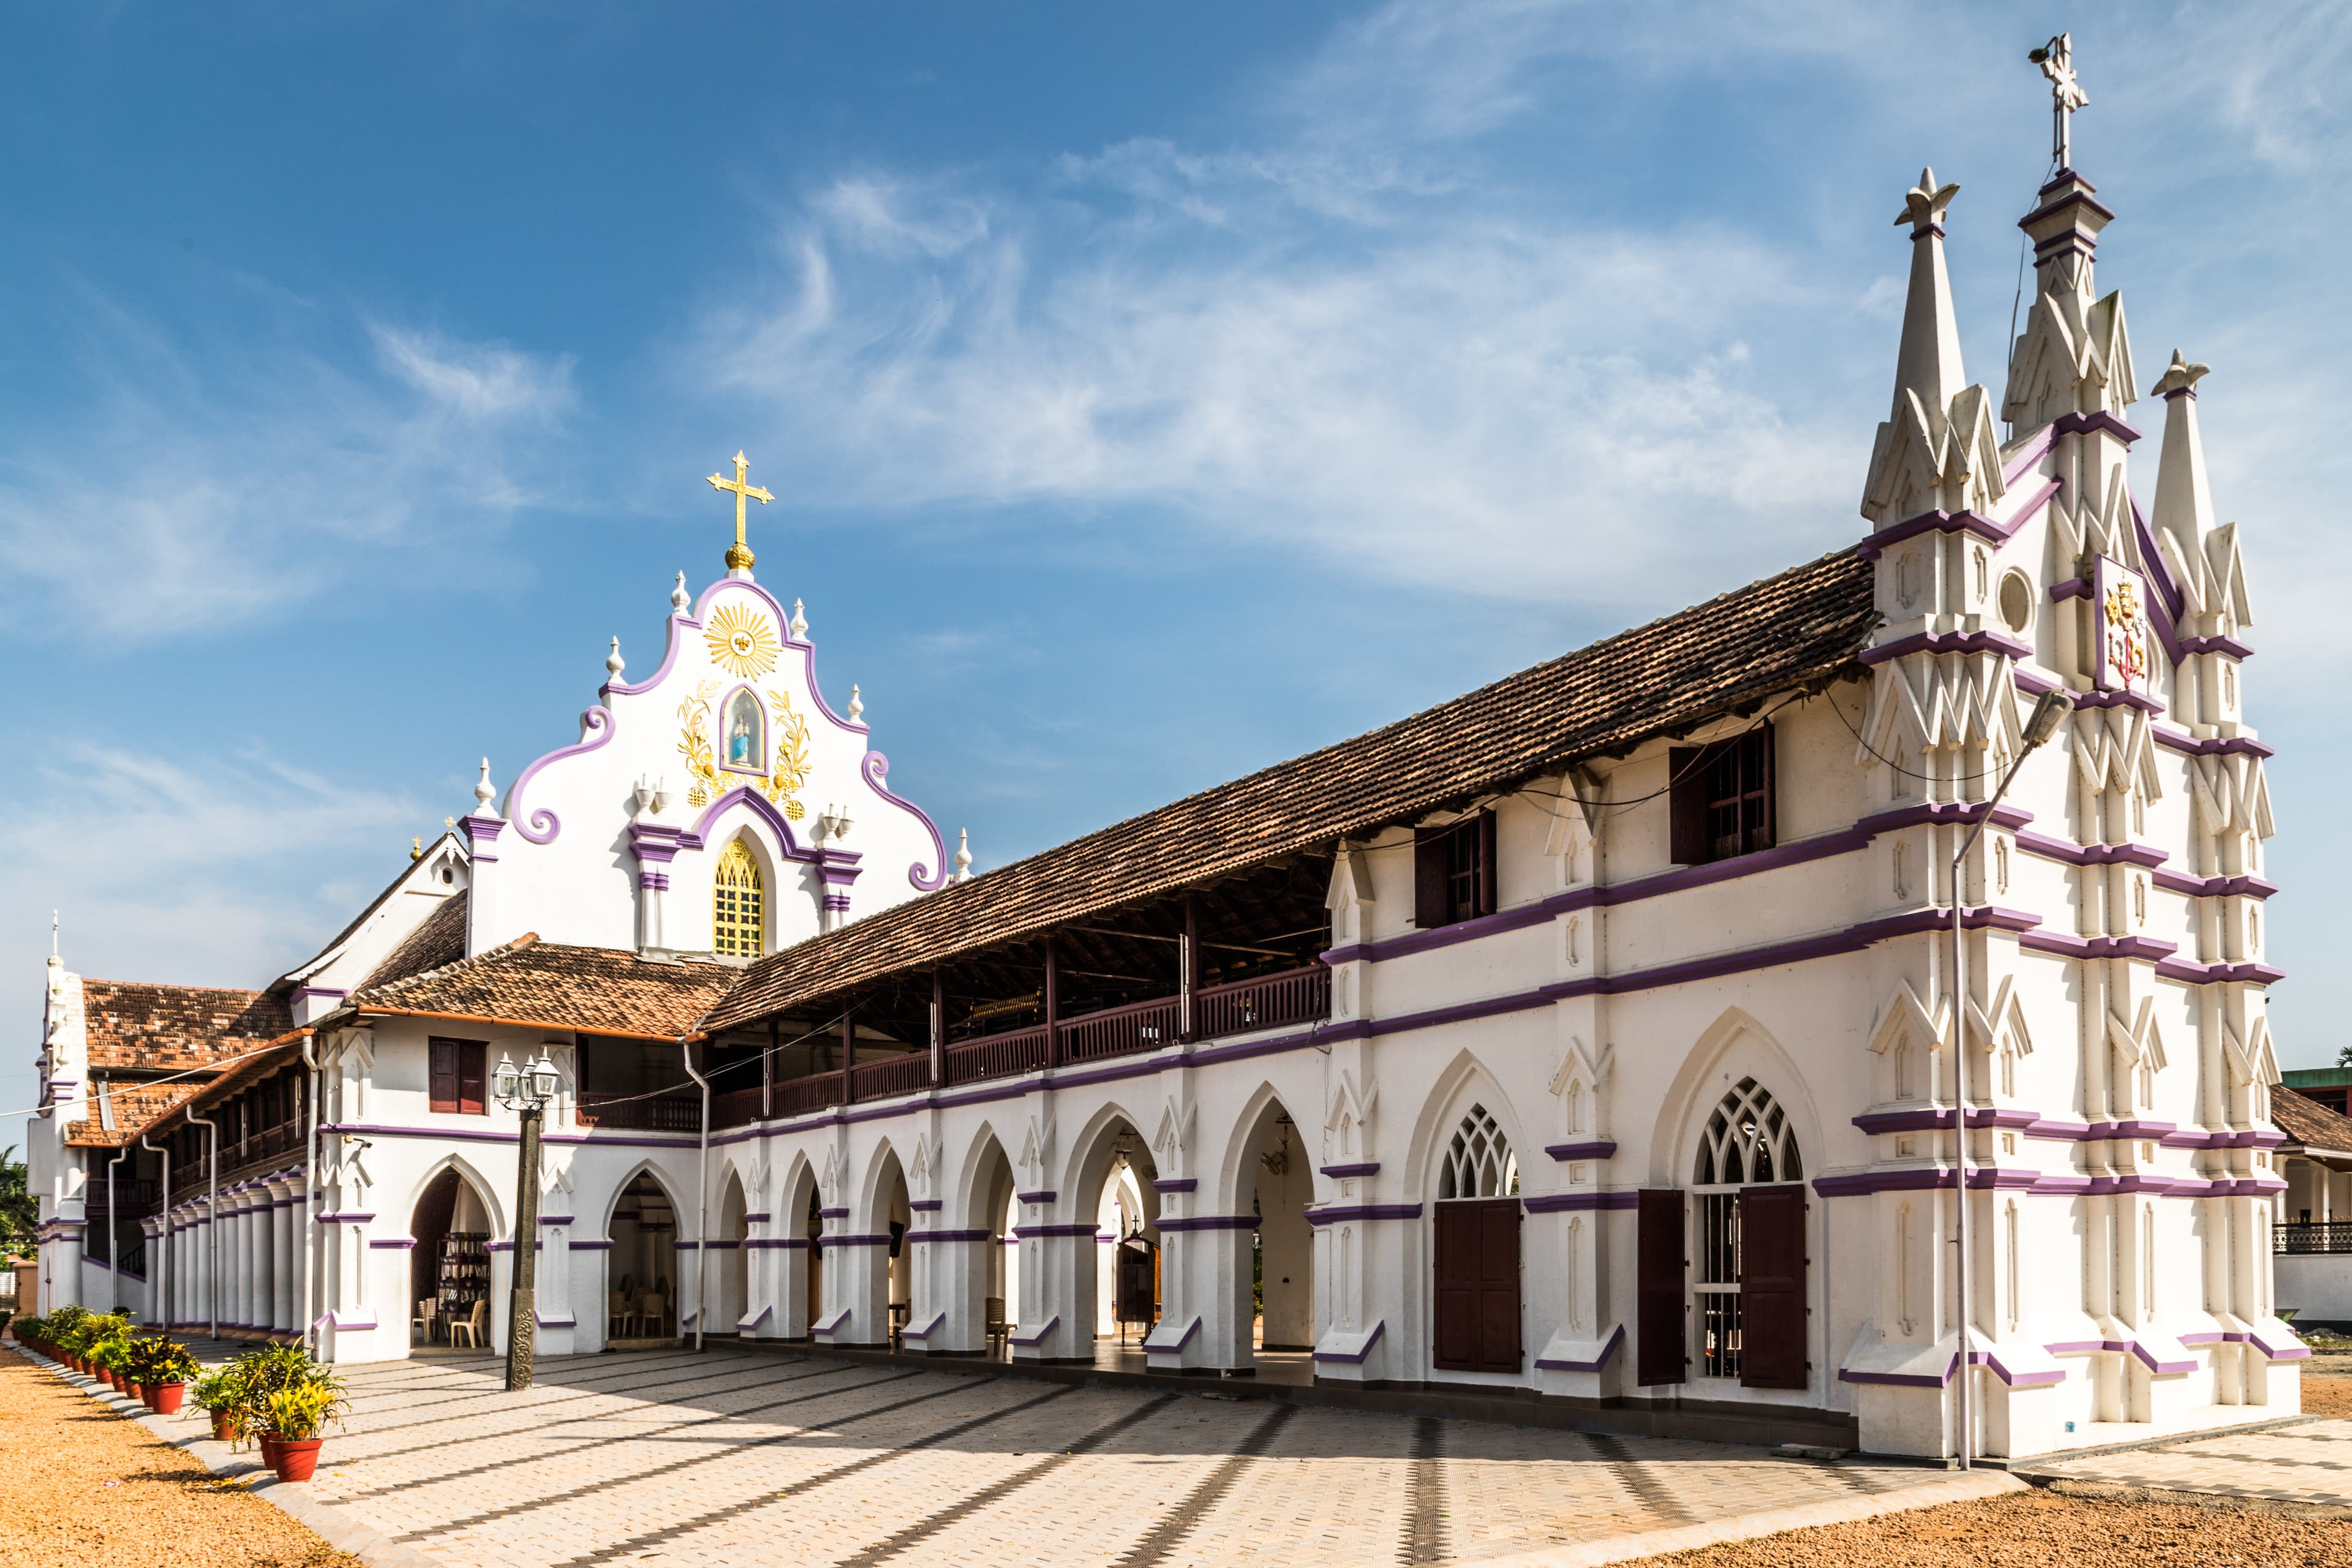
[[116, 1345, 1972, 1567], [2024, 1417, 2352, 1511]]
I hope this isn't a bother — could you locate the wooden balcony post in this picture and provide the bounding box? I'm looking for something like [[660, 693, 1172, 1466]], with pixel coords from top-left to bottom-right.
[[1044, 934, 1063, 1069], [840, 1007, 856, 1105], [930, 971, 945, 1086], [1179, 891, 1198, 1042]]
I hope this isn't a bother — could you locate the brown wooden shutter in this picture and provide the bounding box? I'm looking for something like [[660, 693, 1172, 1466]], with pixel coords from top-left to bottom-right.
[[1668, 747, 1708, 865], [429, 1039, 459, 1113], [1433, 1203, 1478, 1369], [1476, 809, 1499, 918], [1413, 827, 1449, 929], [1636, 1188, 1687, 1386], [457, 1041, 487, 1115], [1740, 1183, 1808, 1390]]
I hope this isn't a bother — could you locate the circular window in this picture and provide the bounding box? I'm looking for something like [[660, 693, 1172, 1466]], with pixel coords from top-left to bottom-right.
[[1997, 569, 2034, 634]]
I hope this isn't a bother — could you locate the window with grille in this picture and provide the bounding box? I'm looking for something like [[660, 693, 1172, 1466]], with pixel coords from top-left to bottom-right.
[[1438, 1104, 1520, 1200], [1689, 1077, 1804, 1380], [1669, 726, 1775, 865], [713, 839, 765, 957]]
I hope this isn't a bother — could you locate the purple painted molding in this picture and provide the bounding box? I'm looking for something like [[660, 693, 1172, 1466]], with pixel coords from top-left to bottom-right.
[[1522, 1190, 1639, 1213], [503, 707, 618, 846], [1859, 629, 2035, 666], [1015, 1222, 1105, 1238], [1534, 1324, 1624, 1374], [859, 752, 951, 892], [1319, 1163, 1379, 1178], [908, 1199, 942, 1213], [1306, 1204, 1423, 1226], [1144, 1316, 1202, 1355], [1155, 1215, 1262, 1233], [1543, 1142, 1616, 1163], [1006, 1315, 1060, 1348], [1016, 1190, 1057, 1205], [1311, 1320, 1389, 1366], [369, 1238, 418, 1250], [1151, 1178, 1197, 1194]]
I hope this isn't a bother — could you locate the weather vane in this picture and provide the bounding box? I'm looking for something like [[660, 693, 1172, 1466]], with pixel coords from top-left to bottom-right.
[[2028, 33, 2087, 170]]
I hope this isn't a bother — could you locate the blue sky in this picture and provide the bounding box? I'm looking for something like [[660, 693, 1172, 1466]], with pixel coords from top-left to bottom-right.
[[7, 1, 2348, 1119]]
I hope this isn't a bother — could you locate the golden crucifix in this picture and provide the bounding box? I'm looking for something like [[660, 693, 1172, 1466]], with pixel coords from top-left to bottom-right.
[[707, 450, 773, 571]]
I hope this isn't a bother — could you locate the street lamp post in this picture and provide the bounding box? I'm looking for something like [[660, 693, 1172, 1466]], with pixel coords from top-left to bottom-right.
[[495, 1049, 562, 1392], [1948, 687, 2070, 1468]]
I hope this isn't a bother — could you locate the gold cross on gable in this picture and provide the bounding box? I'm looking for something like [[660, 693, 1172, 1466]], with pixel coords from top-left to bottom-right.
[[707, 450, 773, 572]]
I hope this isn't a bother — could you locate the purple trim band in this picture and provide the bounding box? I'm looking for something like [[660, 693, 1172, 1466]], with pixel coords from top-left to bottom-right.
[[1007, 1315, 1060, 1348], [1151, 1179, 1197, 1194], [1307, 1204, 1422, 1226], [1544, 1142, 1616, 1162], [1311, 1320, 1388, 1365], [503, 707, 617, 845], [1155, 1215, 1262, 1233], [1536, 1324, 1625, 1374], [1319, 1163, 1379, 1178], [1523, 1190, 1639, 1213]]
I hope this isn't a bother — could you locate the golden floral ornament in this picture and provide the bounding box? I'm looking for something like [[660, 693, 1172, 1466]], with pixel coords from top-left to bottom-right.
[[704, 603, 779, 679]]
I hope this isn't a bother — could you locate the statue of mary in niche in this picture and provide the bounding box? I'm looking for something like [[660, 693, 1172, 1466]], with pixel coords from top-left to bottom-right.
[[725, 690, 764, 772]]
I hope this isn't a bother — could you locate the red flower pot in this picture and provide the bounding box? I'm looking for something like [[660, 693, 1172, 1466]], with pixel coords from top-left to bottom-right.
[[268, 1438, 324, 1483], [152, 1382, 187, 1415]]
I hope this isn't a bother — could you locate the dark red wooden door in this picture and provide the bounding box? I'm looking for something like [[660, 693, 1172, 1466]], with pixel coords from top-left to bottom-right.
[[1636, 1189, 1687, 1386], [1739, 1184, 1808, 1390], [1433, 1199, 1520, 1373]]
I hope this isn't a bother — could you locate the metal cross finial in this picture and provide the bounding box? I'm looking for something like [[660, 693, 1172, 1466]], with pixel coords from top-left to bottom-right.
[[706, 449, 774, 572], [2029, 33, 2087, 169]]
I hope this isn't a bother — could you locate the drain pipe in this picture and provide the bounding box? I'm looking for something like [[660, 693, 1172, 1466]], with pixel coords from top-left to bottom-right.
[[301, 1033, 320, 1357], [105, 1144, 130, 1316], [187, 1110, 220, 1340], [139, 1131, 170, 1330], [680, 1036, 711, 1352]]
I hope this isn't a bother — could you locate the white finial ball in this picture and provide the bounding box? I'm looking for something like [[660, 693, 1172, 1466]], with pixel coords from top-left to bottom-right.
[[848, 683, 864, 722], [671, 571, 690, 612], [475, 757, 497, 807], [607, 636, 625, 679], [791, 597, 809, 638]]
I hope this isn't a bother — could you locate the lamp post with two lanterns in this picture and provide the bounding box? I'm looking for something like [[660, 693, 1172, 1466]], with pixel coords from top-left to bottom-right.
[[494, 1047, 562, 1392]]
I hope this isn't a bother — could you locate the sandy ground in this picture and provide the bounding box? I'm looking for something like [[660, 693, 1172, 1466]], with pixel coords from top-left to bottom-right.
[[1632, 1376, 2352, 1567], [0, 1355, 356, 1568]]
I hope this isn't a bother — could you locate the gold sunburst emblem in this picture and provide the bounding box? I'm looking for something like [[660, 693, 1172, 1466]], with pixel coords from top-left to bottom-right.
[[704, 603, 780, 679]]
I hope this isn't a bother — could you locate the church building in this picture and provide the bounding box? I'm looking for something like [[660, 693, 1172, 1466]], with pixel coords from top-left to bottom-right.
[[30, 52, 2301, 1460]]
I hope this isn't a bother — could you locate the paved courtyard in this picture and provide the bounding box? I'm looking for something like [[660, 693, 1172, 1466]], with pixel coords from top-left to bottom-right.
[[251, 1346, 1966, 1567]]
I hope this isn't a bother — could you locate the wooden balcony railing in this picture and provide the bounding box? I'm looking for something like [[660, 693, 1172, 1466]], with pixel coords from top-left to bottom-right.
[[575, 1090, 701, 1133], [2277, 1221, 2352, 1256], [702, 963, 1332, 1121]]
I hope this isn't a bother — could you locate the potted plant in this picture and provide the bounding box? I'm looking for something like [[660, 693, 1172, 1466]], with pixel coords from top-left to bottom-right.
[[257, 1379, 347, 1482], [192, 1363, 250, 1445]]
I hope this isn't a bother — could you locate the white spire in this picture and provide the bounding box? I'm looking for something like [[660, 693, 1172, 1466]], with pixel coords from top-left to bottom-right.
[[1860, 171, 2005, 530], [606, 636, 626, 682], [671, 571, 691, 612]]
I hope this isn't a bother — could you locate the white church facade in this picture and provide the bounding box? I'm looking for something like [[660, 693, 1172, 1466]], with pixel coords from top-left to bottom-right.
[[31, 58, 2302, 1461]]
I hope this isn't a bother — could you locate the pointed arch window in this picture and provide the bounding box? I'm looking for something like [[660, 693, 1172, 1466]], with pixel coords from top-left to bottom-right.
[[1439, 1104, 1520, 1200], [713, 840, 765, 957]]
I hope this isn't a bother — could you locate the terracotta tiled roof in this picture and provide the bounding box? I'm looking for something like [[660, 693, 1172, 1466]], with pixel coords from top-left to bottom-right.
[[2272, 1087, 2352, 1156], [81, 982, 295, 1075], [704, 546, 1877, 1031], [358, 891, 468, 992], [64, 1081, 208, 1148], [351, 933, 741, 1039]]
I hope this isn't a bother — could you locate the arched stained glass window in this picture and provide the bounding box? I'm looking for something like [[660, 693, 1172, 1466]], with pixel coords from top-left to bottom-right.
[[1439, 1104, 1520, 1200], [713, 840, 764, 957]]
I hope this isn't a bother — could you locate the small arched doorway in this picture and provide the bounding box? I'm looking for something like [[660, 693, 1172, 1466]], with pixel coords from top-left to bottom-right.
[[410, 1166, 497, 1349], [1431, 1103, 1521, 1375]]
